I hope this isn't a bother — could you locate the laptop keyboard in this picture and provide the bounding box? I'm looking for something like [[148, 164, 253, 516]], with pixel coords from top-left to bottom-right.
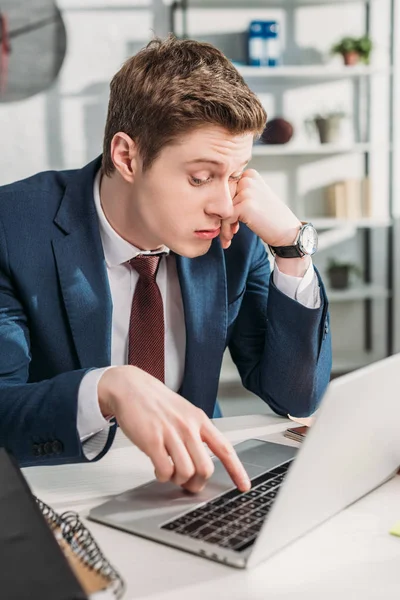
[[161, 460, 293, 552]]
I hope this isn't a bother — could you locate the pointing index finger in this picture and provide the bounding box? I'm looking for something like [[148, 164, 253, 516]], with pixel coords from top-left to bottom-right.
[[201, 421, 251, 492]]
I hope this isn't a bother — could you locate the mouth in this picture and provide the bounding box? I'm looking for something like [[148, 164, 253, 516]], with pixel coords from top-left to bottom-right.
[[194, 227, 221, 240]]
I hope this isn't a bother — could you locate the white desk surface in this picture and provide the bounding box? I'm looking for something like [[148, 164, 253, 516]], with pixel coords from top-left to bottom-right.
[[23, 415, 400, 600]]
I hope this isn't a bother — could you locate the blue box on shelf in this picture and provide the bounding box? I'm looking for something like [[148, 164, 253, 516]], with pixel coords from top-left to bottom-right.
[[264, 20, 280, 67], [248, 20, 281, 67]]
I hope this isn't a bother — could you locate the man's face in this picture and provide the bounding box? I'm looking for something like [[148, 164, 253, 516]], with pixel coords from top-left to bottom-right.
[[129, 126, 254, 257]]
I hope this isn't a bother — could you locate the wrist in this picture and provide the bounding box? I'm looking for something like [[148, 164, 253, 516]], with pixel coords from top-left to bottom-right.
[[268, 222, 302, 248], [98, 365, 135, 418], [275, 255, 311, 277]]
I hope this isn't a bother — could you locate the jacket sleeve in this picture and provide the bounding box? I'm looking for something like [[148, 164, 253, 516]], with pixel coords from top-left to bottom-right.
[[228, 237, 332, 417], [0, 218, 115, 466]]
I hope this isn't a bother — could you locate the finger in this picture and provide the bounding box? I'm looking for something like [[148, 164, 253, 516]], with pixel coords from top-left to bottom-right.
[[240, 168, 258, 179], [219, 220, 233, 249], [231, 221, 240, 235], [181, 434, 215, 493], [149, 443, 175, 483], [165, 431, 196, 487], [201, 421, 251, 492]]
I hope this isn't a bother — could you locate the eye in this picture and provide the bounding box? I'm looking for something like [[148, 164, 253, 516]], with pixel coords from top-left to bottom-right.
[[190, 176, 212, 186], [230, 174, 242, 182]]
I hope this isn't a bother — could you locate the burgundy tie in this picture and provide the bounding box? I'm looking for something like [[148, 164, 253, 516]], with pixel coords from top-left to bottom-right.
[[128, 254, 165, 383]]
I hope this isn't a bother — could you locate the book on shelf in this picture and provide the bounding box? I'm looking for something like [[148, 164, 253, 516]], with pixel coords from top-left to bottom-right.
[[325, 177, 371, 219]]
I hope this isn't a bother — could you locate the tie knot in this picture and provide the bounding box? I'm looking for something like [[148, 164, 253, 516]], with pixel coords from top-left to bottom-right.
[[129, 254, 162, 282]]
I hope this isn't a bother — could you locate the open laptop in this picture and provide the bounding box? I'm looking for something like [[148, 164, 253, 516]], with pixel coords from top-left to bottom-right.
[[89, 354, 400, 569]]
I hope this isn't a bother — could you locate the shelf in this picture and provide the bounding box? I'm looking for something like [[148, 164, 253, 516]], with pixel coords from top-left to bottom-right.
[[237, 65, 390, 79], [180, 0, 377, 7], [332, 352, 385, 374], [219, 345, 388, 382], [60, 0, 150, 11], [327, 284, 389, 302], [251, 142, 378, 157], [308, 217, 391, 229]]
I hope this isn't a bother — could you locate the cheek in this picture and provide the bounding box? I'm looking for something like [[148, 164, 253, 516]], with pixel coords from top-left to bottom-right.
[[141, 176, 207, 228]]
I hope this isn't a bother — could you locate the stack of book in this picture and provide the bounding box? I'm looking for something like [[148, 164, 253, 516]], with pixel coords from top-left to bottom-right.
[[325, 177, 371, 219]]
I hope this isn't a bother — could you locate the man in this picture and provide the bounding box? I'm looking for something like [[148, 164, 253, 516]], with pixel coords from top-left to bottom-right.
[[0, 36, 331, 493]]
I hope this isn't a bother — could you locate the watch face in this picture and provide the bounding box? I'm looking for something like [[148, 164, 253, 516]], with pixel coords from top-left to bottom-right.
[[299, 224, 318, 255]]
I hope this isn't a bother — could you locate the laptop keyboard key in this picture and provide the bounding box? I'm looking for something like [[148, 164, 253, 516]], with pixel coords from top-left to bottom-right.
[[172, 515, 193, 526], [162, 521, 181, 531], [194, 526, 215, 539], [252, 510, 265, 520], [265, 490, 278, 500], [234, 538, 257, 552], [205, 533, 224, 544], [226, 536, 248, 549], [252, 496, 269, 507], [181, 519, 208, 533], [211, 518, 230, 529], [220, 512, 238, 523]]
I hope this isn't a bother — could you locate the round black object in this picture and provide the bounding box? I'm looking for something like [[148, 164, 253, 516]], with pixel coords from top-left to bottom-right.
[[261, 118, 294, 144]]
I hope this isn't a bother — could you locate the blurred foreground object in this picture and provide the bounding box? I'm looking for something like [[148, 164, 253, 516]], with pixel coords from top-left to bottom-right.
[[0, 0, 66, 102]]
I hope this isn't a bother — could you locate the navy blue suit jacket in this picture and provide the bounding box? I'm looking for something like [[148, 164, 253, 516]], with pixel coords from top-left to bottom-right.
[[0, 157, 331, 466]]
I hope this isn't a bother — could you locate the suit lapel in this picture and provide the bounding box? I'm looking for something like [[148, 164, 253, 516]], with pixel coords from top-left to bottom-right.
[[52, 157, 112, 369], [176, 241, 227, 415]]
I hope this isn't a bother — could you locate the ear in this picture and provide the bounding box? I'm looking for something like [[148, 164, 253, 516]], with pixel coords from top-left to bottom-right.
[[110, 132, 140, 183]]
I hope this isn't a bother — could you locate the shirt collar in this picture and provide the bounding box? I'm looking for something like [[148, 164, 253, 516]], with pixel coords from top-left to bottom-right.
[[93, 170, 170, 267]]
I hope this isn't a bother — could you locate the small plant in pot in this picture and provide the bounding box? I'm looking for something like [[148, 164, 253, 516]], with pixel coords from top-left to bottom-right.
[[326, 259, 362, 290], [331, 35, 373, 66], [306, 110, 347, 144]]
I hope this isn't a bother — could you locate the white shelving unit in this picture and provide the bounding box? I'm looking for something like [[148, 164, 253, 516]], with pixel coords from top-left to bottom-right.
[[180, 0, 383, 7], [331, 351, 384, 373], [168, 0, 396, 379], [326, 284, 390, 302], [236, 64, 390, 79], [251, 142, 379, 156], [308, 217, 391, 228]]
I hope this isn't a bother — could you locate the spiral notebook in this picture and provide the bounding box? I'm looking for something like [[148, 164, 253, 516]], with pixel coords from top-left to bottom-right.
[[36, 498, 125, 599], [0, 448, 125, 600]]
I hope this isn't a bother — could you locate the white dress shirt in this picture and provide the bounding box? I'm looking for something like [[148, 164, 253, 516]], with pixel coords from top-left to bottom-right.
[[77, 171, 321, 456]]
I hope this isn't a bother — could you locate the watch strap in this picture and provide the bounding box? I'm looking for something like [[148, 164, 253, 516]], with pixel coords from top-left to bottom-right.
[[269, 244, 304, 258]]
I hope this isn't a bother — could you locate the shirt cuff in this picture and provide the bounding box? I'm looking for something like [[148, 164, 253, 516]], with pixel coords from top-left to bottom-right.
[[77, 367, 114, 460], [273, 259, 321, 309]]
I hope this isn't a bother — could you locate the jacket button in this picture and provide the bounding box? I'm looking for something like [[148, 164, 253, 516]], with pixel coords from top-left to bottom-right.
[[32, 444, 40, 456], [35, 443, 45, 456], [43, 442, 53, 455], [323, 319, 329, 339], [52, 440, 63, 454]]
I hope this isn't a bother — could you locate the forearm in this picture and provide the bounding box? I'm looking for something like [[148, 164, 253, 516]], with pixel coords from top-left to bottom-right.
[[230, 279, 331, 417]]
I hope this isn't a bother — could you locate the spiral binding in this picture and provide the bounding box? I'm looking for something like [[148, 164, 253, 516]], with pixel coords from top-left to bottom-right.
[[35, 497, 125, 599]]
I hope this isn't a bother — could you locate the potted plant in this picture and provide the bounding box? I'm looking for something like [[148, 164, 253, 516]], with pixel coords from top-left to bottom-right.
[[331, 35, 373, 66], [306, 110, 347, 144], [326, 259, 362, 290]]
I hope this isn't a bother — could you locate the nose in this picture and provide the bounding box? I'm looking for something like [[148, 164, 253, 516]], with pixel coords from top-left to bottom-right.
[[205, 181, 235, 221]]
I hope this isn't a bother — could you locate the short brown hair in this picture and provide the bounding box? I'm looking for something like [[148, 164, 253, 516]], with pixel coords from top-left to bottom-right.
[[102, 35, 266, 175]]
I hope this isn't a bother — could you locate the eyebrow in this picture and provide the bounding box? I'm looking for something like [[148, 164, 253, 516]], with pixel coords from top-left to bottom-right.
[[185, 158, 251, 168]]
